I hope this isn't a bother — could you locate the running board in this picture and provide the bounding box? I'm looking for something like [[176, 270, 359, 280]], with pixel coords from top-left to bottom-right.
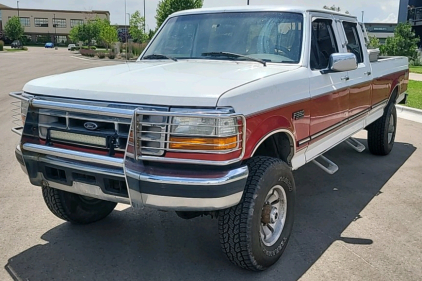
[[312, 155, 339, 175], [345, 137, 366, 153]]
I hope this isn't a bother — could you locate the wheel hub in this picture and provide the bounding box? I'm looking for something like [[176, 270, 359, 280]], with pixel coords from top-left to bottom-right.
[[260, 185, 287, 247], [270, 207, 279, 224]]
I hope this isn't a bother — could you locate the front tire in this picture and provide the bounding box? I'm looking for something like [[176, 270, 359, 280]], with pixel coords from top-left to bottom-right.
[[367, 102, 397, 155], [42, 186, 117, 224], [218, 157, 295, 271]]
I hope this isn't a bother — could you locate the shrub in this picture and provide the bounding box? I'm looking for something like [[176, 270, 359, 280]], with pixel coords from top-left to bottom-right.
[[121, 52, 133, 60], [97, 52, 106, 59], [131, 42, 148, 56], [80, 49, 96, 57], [90, 46, 97, 50], [0, 40, 4, 51], [22, 46, 28, 51], [108, 52, 115, 59], [70, 46, 81, 51]]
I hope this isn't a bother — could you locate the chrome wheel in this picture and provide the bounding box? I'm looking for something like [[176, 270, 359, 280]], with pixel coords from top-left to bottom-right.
[[388, 113, 395, 144], [260, 185, 287, 247]]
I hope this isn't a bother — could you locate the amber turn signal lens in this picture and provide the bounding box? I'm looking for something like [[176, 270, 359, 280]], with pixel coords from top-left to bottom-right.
[[169, 136, 238, 150]]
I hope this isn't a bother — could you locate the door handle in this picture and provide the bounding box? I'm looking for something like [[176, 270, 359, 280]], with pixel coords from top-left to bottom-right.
[[364, 71, 372, 76], [341, 76, 350, 81]]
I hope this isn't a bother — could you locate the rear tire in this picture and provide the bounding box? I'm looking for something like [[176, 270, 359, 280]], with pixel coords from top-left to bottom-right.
[[218, 156, 295, 271], [42, 186, 117, 224], [367, 102, 397, 156]]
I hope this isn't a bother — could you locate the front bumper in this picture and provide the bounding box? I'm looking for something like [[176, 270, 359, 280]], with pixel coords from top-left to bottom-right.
[[17, 143, 248, 211]]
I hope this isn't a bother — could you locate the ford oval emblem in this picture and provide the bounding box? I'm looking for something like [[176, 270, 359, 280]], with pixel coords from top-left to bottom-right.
[[84, 122, 99, 131]]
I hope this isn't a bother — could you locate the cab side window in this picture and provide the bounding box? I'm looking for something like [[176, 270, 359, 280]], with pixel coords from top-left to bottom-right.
[[310, 19, 338, 70], [342, 22, 364, 63]]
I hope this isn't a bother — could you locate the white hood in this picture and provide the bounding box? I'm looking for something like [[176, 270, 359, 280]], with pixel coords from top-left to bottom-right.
[[23, 60, 298, 107]]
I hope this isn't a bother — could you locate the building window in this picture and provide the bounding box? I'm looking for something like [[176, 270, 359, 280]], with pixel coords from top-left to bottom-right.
[[0, 10, 2, 21], [53, 18, 66, 28], [20, 17, 30, 27], [56, 35, 67, 44], [70, 19, 84, 27], [36, 34, 50, 43], [34, 18, 49, 27]]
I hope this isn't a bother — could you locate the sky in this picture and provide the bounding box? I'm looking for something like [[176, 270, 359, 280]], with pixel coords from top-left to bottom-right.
[[0, 0, 400, 30]]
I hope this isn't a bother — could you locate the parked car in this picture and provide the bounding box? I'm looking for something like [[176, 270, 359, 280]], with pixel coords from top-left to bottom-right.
[[9, 6, 409, 271], [44, 42, 54, 48], [11, 40, 22, 49], [68, 43, 76, 51]]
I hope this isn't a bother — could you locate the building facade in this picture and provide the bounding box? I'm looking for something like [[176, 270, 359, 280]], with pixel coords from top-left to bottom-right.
[[0, 3, 109, 44], [364, 23, 396, 44], [399, 0, 422, 47]]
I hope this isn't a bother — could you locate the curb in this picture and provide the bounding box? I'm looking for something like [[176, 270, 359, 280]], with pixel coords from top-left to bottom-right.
[[396, 105, 422, 124], [70, 55, 136, 63], [396, 105, 422, 115]]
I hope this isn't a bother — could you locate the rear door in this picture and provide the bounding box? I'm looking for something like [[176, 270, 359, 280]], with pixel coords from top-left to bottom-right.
[[308, 16, 349, 138], [339, 19, 372, 118]]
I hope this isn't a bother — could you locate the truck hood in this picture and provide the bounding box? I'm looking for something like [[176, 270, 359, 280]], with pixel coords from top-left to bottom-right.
[[23, 60, 299, 107]]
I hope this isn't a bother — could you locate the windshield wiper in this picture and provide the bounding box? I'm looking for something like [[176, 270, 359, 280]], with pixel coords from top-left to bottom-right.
[[143, 54, 178, 62], [201, 52, 267, 66]]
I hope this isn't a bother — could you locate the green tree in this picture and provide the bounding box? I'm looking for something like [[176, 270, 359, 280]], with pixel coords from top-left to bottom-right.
[[368, 35, 380, 49], [69, 24, 81, 43], [68, 18, 102, 46], [148, 29, 156, 40], [129, 11, 148, 43], [4, 16, 24, 41], [155, 0, 203, 28], [380, 23, 420, 60], [323, 5, 349, 14], [100, 21, 118, 50]]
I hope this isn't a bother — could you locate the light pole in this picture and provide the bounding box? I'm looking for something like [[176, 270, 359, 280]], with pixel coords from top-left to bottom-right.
[[125, 0, 128, 58], [361, 11, 364, 23], [17, 1, 19, 17], [143, 0, 146, 33], [53, 13, 57, 46], [126, 12, 130, 57]]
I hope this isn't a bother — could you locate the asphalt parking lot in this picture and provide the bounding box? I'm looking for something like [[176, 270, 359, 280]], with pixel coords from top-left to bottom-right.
[[1, 47, 422, 281]]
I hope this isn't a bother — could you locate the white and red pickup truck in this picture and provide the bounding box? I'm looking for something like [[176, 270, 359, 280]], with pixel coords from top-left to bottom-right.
[[10, 6, 408, 271]]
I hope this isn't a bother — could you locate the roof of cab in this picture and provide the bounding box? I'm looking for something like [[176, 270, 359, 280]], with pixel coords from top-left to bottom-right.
[[171, 5, 358, 20]]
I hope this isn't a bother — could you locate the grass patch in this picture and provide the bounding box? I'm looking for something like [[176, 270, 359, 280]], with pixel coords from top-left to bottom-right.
[[409, 66, 422, 74], [5, 48, 27, 52], [407, 80, 422, 110]]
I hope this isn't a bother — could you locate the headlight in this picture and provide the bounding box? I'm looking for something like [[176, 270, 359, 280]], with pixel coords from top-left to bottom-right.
[[171, 117, 237, 137], [170, 117, 239, 151]]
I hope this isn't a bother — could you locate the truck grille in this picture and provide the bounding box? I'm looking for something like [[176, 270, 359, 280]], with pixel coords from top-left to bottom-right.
[[36, 101, 169, 157], [38, 109, 132, 152]]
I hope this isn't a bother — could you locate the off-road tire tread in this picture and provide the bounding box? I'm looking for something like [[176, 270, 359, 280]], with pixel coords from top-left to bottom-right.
[[42, 186, 72, 221], [218, 156, 290, 271], [367, 103, 396, 155], [41, 186, 116, 224]]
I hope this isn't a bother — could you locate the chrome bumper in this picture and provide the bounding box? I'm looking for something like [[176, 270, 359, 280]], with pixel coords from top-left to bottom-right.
[[18, 144, 248, 211]]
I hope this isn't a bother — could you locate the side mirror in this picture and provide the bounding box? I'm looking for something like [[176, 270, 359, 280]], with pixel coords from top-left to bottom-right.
[[321, 53, 358, 74]]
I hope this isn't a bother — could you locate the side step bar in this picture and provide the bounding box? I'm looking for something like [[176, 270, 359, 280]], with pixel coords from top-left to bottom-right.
[[312, 155, 339, 175], [345, 137, 366, 153]]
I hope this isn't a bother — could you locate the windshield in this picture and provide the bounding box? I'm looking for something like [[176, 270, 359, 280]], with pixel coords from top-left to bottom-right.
[[142, 12, 303, 64]]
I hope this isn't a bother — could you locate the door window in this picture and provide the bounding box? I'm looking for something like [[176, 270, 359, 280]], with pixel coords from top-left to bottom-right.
[[342, 22, 364, 63], [310, 19, 339, 70]]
